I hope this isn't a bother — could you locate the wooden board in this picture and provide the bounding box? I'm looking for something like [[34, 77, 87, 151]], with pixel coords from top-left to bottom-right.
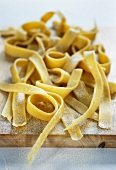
[[0, 27, 116, 148]]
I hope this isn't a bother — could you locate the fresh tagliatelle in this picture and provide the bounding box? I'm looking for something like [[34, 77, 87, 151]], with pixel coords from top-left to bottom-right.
[[0, 11, 116, 166]]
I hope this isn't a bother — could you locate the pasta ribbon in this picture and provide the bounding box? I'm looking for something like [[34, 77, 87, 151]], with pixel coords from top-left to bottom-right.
[[73, 81, 92, 107], [98, 64, 112, 129], [65, 95, 98, 121], [27, 93, 58, 121], [53, 21, 98, 40], [98, 45, 111, 75], [22, 21, 51, 37], [55, 28, 79, 52], [10, 58, 28, 83], [91, 44, 111, 74], [28, 92, 64, 166], [65, 51, 103, 130], [48, 68, 70, 84], [41, 11, 66, 36], [29, 53, 52, 85], [45, 49, 69, 69], [62, 103, 83, 140], [5, 37, 34, 58], [36, 69, 82, 98], [81, 71, 95, 88], [1, 92, 13, 122], [24, 61, 35, 83], [12, 92, 26, 127], [0, 81, 46, 94], [63, 52, 83, 73], [71, 35, 91, 54]]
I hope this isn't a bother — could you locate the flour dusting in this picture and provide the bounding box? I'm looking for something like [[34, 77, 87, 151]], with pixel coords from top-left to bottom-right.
[[17, 93, 25, 103]]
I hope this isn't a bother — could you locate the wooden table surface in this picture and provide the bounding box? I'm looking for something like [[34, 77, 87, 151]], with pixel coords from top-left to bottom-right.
[[0, 27, 116, 148]]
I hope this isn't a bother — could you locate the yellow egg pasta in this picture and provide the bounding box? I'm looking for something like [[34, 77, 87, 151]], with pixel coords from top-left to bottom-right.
[[73, 80, 92, 107], [12, 92, 26, 127], [62, 103, 83, 140], [28, 92, 64, 166], [65, 94, 98, 121], [98, 64, 112, 129], [36, 69, 82, 98], [109, 82, 116, 95], [65, 51, 103, 130], [1, 92, 13, 122], [0, 11, 115, 166]]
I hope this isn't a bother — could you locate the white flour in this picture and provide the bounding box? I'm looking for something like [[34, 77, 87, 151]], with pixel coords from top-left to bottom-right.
[[17, 93, 24, 103]]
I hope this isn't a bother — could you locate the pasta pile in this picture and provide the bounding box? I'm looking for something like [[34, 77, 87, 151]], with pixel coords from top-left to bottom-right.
[[0, 11, 116, 166]]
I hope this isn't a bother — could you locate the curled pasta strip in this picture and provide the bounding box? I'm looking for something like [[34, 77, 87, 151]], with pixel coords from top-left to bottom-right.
[[53, 20, 70, 34], [29, 53, 52, 85], [41, 11, 66, 24], [71, 35, 91, 54], [36, 69, 82, 98], [27, 93, 58, 121], [22, 21, 51, 37], [91, 44, 111, 74], [48, 68, 70, 84], [28, 92, 64, 166], [98, 45, 111, 74], [15, 32, 48, 49], [75, 35, 92, 73], [41, 11, 66, 36], [41, 11, 55, 23], [5, 37, 35, 58], [23, 61, 35, 83], [10, 58, 28, 83], [65, 51, 103, 130], [0, 81, 47, 127], [98, 64, 112, 129], [45, 49, 69, 69], [53, 21, 98, 41], [55, 28, 79, 52]]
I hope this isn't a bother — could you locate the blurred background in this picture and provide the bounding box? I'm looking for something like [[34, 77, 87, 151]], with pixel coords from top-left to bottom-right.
[[0, 0, 116, 28]]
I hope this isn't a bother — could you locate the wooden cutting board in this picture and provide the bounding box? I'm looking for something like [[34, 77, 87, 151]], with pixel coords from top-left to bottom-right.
[[0, 28, 116, 148]]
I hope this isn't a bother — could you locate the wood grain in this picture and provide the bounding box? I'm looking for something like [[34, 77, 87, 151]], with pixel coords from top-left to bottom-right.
[[0, 27, 116, 147]]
